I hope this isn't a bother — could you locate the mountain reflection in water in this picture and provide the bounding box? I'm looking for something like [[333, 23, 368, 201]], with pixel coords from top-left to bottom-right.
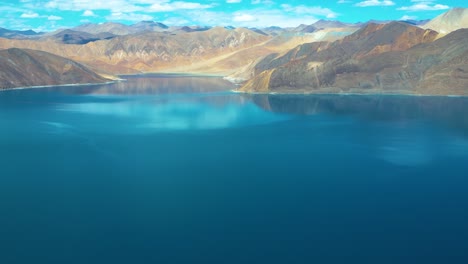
[[250, 94, 468, 137], [56, 74, 236, 95]]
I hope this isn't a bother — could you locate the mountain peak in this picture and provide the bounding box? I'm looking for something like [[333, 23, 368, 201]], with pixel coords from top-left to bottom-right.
[[134, 21, 168, 26], [132, 21, 169, 30], [312, 19, 349, 29], [424, 7, 468, 35], [0, 27, 41, 39]]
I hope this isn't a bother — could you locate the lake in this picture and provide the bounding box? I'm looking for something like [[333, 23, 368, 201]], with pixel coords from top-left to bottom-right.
[[1, 74, 468, 263]]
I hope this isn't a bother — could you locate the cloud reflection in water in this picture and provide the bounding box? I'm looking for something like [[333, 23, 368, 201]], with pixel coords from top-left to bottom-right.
[[58, 95, 289, 132]]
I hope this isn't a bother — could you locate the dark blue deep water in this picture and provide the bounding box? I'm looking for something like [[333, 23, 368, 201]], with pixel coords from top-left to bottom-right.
[[1, 75, 468, 263]]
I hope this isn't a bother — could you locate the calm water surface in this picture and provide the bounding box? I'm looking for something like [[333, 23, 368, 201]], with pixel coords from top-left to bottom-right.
[[1, 74, 468, 263]]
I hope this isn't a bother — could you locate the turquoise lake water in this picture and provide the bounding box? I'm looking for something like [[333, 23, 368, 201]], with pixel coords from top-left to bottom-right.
[[1, 74, 468, 263]]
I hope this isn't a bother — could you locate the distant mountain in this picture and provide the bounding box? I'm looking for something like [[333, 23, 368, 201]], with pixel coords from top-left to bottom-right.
[[293, 24, 318, 33], [280, 20, 359, 35], [311, 19, 351, 29], [74, 21, 172, 35], [261, 26, 287, 36], [424, 8, 468, 35], [289, 20, 354, 34], [131, 21, 169, 32], [73, 22, 134, 35], [47, 29, 116, 44], [354, 20, 390, 27], [175, 26, 211, 33], [0, 27, 41, 39], [248, 28, 268, 36], [0, 27, 271, 74], [239, 22, 459, 94], [400, 19, 430, 26], [0, 48, 109, 89]]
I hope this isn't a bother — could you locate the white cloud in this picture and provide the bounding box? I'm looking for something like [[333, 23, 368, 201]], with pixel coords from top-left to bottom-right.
[[226, 0, 241, 3], [355, 0, 395, 7], [180, 3, 339, 28], [106, 12, 153, 22], [400, 15, 418, 20], [233, 13, 256, 22], [82, 10, 96, 17], [149, 1, 213, 12], [48, 15, 62, 20], [398, 1, 449, 11], [20, 12, 39, 18], [188, 9, 320, 28], [281, 4, 338, 19], [162, 17, 190, 26], [251, 0, 274, 5], [42, 0, 215, 15], [44, 0, 145, 13]]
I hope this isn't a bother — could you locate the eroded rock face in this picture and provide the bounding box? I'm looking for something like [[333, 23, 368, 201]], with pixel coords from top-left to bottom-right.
[[0, 48, 109, 89], [240, 22, 468, 95]]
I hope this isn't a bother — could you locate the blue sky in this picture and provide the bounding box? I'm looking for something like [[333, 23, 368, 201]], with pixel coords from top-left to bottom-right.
[[0, 0, 466, 31]]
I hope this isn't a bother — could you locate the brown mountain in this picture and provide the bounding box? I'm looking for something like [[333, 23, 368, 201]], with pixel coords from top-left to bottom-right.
[[0, 48, 110, 89], [239, 21, 465, 94], [0, 27, 271, 75], [424, 8, 468, 35]]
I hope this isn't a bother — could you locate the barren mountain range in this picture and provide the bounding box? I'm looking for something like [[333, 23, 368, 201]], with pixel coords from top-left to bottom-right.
[[1, 8, 467, 94], [240, 8, 468, 95]]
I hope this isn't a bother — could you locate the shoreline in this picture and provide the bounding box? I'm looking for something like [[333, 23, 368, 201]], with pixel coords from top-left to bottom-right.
[[0, 71, 224, 92], [0, 80, 118, 92], [1, 74, 466, 98], [231, 89, 468, 98], [119, 72, 226, 78]]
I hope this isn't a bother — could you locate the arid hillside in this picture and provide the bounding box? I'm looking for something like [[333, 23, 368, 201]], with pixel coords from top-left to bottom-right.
[[239, 21, 458, 94], [0, 48, 110, 89], [424, 8, 468, 36]]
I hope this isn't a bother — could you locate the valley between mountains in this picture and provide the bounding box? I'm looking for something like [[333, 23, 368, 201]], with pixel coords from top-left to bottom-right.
[[1, 8, 468, 95]]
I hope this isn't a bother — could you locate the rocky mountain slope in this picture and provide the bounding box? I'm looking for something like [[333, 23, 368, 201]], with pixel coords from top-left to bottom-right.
[[0, 48, 110, 89], [424, 8, 468, 35], [240, 21, 446, 94]]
